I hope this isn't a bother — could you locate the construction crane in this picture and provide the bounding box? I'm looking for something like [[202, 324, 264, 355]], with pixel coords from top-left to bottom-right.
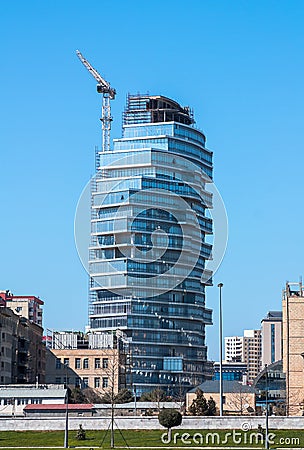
[[76, 50, 116, 153]]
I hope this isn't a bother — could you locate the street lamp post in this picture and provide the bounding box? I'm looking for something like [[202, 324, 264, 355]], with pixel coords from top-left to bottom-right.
[[64, 364, 69, 449], [218, 283, 224, 416], [265, 364, 269, 450], [134, 386, 137, 416]]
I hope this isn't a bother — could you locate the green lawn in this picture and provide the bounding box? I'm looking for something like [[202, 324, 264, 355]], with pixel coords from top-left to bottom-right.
[[0, 429, 303, 449]]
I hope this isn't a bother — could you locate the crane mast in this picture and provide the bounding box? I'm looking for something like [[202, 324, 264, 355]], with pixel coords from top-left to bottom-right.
[[76, 50, 116, 153]]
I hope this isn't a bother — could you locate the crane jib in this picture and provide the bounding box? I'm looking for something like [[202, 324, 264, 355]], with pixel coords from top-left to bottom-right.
[[76, 50, 116, 152]]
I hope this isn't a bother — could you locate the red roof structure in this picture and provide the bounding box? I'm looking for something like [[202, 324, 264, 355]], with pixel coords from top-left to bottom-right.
[[24, 403, 94, 411], [0, 291, 44, 305]]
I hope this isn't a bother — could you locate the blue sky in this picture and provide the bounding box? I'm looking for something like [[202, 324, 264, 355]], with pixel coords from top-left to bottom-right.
[[1, 0, 303, 360]]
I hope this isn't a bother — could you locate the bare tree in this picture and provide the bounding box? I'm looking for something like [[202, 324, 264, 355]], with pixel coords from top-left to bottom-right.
[[171, 382, 187, 414], [140, 388, 167, 412], [226, 387, 255, 415], [95, 346, 128, 448], [287, 389, 304, 416], [95, 348, 122, 448]]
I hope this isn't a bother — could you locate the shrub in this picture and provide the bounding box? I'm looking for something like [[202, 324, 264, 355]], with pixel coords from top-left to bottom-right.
[[76, 424, 86, 440], [188, 389, 218, 416], [158, 408, 182, 440]]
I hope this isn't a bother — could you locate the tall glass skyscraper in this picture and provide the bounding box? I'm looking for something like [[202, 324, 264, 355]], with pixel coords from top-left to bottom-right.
[[89, 95, 213, 395]]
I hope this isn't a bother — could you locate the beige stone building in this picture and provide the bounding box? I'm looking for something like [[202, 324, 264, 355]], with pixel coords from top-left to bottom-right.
[[186, 380, 256, 415], [46, 348, 123, 394], [282, 282, 304, 416], [243, 329, 262, 382]]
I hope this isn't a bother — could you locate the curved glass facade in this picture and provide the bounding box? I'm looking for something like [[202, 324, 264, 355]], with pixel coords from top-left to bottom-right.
[[89, 95, 213, 395]]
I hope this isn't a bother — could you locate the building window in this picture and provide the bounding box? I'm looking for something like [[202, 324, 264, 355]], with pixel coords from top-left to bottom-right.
[[94, 377, 100, 388], [83, 358, 89, 369], [55, 377, 61, 384], [102, 358, 109, 369], [75, 358, 81, 369], [95, 358, 100, 369], [271, 324, 275, 363], [56, 358, 61, 369], [102, 377, 109, 388], [83, 377, 89, 387], [75, 377, 81, 387], [63, 358, 70, 367]]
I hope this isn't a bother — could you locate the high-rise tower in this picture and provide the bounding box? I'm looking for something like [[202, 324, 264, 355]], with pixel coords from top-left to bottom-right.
[[89, 95, 213, 395]]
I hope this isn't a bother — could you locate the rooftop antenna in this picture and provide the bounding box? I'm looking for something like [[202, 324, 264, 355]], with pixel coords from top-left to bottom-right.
[[76, 50, 116, 153]]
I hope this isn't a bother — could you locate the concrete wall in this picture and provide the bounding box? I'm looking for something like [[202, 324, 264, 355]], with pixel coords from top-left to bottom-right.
[[0, 416, 304, 431]]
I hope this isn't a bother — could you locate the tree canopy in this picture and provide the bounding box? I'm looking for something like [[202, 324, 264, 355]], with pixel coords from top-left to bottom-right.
[[188, 389, 217, 416], [140, 388, 167, 402], [100, 388, 134, 404], [158, 408, 182, 430]]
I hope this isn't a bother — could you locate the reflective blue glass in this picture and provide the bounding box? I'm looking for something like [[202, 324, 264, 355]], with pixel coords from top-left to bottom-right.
[[89, 95, 214, 395]]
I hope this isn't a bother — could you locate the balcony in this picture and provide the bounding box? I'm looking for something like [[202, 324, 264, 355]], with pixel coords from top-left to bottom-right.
[[201, 269, 213, 286]]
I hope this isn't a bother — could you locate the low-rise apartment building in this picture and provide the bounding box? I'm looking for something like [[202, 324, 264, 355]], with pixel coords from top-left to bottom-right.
[[0, 384, 66, 416], [2, 291, 44, 327], [0, 306, 45, 384], [186, 380, 256, 415], [46, 347, 122, 392], [45, 331, 125, 393]]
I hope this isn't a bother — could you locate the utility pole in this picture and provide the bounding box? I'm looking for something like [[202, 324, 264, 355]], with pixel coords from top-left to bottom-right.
[[110, 381, 115, 449], [64, 363, 69, 448], [218, 283, 224, 416], [265, 364, 269, 450], [134, 386, 137, 416]]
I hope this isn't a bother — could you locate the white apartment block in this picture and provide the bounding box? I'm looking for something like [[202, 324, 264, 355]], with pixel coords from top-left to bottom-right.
[[225, 336, 244, 363], [225, 330, 262, 383]]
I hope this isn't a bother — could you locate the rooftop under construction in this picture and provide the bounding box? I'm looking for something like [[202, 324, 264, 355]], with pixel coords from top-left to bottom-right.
[[123, 94, 195, 126]]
